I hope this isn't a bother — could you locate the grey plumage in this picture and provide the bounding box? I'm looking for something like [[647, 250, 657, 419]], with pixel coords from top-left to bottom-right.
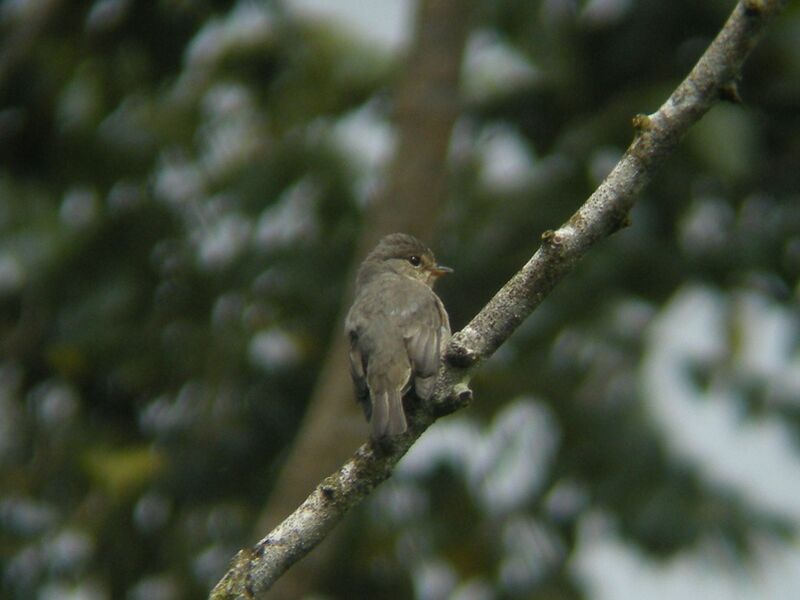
[[345, 233, 451, 439]]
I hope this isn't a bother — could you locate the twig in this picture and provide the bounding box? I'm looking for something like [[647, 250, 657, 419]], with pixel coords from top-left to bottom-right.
[[210, 2, 788, 598]]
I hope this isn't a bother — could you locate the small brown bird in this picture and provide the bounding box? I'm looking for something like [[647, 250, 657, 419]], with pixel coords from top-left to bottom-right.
[[345, 233, 452, 439]]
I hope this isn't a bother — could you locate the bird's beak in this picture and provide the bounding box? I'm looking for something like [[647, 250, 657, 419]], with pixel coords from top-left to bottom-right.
[[430, 264, 453, 279]]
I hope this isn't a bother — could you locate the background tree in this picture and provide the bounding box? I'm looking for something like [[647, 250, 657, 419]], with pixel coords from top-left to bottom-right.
[[1, 1, 798, 599]]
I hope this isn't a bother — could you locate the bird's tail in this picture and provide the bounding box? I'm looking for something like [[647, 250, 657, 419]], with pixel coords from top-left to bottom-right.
[[371, 388, 407, 439]]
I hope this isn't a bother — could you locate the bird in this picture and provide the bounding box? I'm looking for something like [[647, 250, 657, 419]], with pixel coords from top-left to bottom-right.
[[345, 233, 452, 439]]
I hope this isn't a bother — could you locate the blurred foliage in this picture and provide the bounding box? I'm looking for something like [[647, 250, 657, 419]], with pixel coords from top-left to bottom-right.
[[1, 0, 799, 599]]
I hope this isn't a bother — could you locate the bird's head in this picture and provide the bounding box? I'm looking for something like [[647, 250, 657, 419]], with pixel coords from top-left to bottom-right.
[[362, 233, 452, 288]]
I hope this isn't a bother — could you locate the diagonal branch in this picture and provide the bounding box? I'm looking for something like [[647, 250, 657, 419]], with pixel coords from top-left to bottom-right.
[[210, 2, 788, 598]]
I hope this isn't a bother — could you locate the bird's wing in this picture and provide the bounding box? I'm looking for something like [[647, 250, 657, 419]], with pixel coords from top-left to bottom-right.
[[345, 314, 371, 419], [398, 283, 451, 380]]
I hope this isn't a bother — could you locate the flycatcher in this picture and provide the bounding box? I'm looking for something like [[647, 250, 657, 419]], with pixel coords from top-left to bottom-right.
[[345, 233, 452, 439]]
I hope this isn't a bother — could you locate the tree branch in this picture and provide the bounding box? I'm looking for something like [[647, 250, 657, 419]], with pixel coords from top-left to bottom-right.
[[209, 2, 787, 598]]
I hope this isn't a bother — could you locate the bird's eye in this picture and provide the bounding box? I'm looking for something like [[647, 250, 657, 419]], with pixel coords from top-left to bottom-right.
[[408, 255, 422, 267]]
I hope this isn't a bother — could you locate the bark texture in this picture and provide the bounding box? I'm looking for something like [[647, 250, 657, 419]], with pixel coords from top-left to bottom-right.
[[211, 2, 788, 598]]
